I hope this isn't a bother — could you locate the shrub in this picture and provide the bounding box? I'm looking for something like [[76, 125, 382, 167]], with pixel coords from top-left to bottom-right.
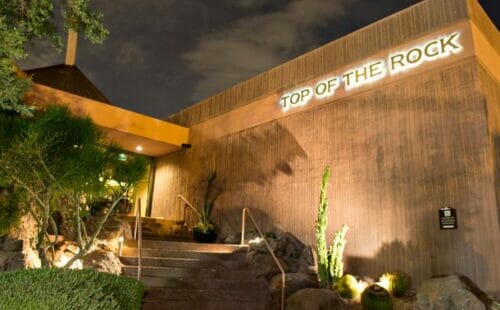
[[0, 268, 145, 310], [361, 284, 393, 310]]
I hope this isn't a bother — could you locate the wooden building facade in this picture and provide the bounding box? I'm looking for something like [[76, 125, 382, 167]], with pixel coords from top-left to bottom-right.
[[151, 0, 499, 294]]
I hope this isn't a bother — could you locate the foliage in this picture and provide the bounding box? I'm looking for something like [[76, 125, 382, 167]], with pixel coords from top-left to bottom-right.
[[378, 271, 411, 298], [361, 284, 393, 310], [0, 106, 148, 266], [0, 268, 144, 310], [0, 186, 25, 236], [191, 156, 218, 234], [315, 165, 349, 287], [0, 0, 109, 116], [333, 274, 361, 300]]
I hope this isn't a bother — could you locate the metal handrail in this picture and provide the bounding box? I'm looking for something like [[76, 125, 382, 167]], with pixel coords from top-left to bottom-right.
[[133, 199, 143, 280], [176, 194, 201, 225], [240, 208, 286, 310]]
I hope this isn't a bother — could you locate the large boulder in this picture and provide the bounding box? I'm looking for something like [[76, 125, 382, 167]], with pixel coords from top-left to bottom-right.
[[270, 272, 319, 306], [286, 288, 349, 310], [246, 232, 314, 280], [1, 214, 41, 270], [86, 216, 132, 253], [82, 248, 122, 275], [414, 275, 485, 310]]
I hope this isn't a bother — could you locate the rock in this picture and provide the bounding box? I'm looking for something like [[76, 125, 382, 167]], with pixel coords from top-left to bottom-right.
[[270, 272, 319, 302], [223, 231, 260, 244], [82, 248, 122, 275], [246, 231, 315, 280], [6, 213, 41, 269], [286, 288, 349, 310], [414, 275, 485, 310], [0, 251, 25, 271], [246, 250, 288, 280], [86, 216, 132, 253]]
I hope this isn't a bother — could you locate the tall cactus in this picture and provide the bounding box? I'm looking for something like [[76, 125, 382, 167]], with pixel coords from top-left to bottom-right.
[[315, 166, 331, 287], [330, 224, 349, 282], [315, 165, 349, 287]]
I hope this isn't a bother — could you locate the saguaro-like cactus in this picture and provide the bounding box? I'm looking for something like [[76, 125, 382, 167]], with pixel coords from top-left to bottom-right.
[[315, 165, 349, 287], [315, 166, 331, 287]]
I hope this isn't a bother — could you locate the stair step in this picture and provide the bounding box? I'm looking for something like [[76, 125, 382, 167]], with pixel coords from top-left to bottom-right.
[[116, 215, 184, 226], [126, 275, 268, 290], [121, 265, 255, 279], [120, 256, 249, 269], [142, 300, 269, 310], [123, 248, 246, 260], [125, 239, 242, 252], [139, 232, 193, 239], [145, 287, 270, 302]]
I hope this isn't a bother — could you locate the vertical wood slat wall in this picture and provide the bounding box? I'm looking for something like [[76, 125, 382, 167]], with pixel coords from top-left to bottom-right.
[[167, 0, 470, 127], [153, 0, 499, 294], [153, 58, 499, 293]]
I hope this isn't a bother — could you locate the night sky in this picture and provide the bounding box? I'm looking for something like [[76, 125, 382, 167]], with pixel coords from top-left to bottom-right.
[[19, 0, 500, 119]]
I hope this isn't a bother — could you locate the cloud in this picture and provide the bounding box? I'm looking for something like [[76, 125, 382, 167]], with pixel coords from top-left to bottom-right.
[[184, 0, 348, 101], [18, 39, 63, 70]]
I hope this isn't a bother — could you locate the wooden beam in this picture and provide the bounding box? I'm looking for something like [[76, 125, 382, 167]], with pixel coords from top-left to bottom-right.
[[65, 30, 78, 66]]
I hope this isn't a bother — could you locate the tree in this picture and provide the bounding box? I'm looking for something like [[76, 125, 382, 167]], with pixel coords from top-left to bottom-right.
[[0, 0, 109, 115], [0, 106, 148, 267]]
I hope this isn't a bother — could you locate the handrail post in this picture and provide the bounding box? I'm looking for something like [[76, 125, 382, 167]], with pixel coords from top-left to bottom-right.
[[136, 199, 142, 281], [240, 209, 246, 246], [241, 208, 285, 310]]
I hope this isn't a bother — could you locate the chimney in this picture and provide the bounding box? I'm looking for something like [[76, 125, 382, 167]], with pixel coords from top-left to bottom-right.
[[65, 29, 78, 66]]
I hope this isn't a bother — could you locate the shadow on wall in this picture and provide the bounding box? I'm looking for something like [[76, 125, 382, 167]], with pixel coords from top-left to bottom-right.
[[215, 122, 307, 186], [219, 207, 286, 242]]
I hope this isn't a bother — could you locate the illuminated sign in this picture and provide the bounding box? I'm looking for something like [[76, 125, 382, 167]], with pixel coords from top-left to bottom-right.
[[280, 32, 462, 112]]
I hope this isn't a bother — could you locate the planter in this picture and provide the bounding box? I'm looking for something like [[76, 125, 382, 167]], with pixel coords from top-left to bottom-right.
[[193, 225, 218, 243]]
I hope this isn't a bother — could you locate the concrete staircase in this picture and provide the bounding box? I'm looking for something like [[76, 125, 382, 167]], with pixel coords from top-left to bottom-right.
[[120, 238, 271, 310], [116, 215, 193, 241]]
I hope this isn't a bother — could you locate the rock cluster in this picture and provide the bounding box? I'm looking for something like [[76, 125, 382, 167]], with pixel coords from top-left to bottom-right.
[[47, 216, 130, 273], [238, 231, 494, 310]]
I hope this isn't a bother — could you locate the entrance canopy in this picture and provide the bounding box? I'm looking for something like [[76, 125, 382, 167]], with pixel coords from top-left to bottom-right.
[[25, 82, 189, 157]]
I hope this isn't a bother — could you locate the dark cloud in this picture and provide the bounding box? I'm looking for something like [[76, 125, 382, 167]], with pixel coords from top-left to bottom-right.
[[184, 0, 348, 101], [19, 0, 499, 119]]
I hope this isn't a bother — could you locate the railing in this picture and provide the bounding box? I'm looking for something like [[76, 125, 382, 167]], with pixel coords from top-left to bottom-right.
[[241, 208, 286, 310], [176, 194, 201, 226], [133, 198, 143, 280]]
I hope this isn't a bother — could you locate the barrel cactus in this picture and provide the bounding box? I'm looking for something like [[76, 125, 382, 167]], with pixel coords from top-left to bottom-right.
[[378, 271, 411, 297], [361, 284, 393, 310], [332, 274, 361, 299]]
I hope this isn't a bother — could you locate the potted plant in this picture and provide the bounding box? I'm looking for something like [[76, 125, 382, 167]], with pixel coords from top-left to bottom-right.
[[192, 164, 219, 243]]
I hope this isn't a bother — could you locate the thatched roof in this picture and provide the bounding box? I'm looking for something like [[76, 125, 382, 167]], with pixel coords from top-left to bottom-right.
[[25, 64, 110, 104]]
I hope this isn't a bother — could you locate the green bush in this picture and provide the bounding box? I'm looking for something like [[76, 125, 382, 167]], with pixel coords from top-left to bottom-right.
[[0, 268, 145, 310]]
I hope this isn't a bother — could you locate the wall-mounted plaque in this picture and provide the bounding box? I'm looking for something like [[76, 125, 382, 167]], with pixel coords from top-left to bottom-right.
[[439, 207, 457, 230]]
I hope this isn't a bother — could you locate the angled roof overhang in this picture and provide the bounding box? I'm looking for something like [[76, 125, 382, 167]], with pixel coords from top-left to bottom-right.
[[24, 83, 189, 157]]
